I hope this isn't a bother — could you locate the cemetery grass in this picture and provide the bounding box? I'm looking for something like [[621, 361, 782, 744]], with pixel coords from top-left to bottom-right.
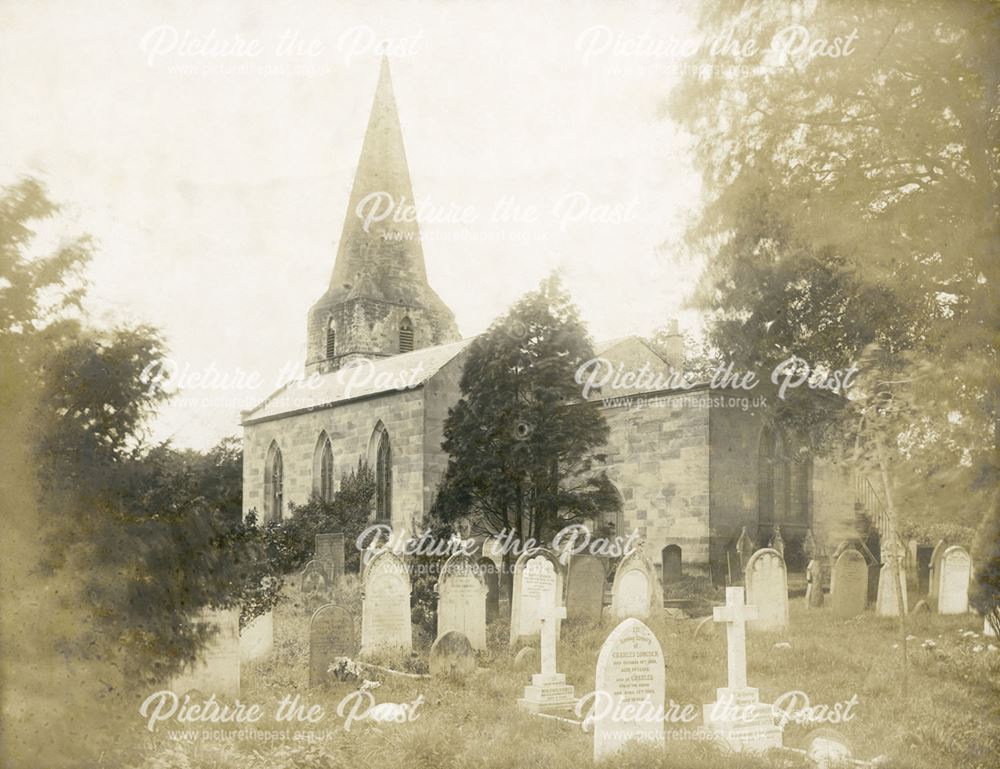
[[134, 598, 999, 769]]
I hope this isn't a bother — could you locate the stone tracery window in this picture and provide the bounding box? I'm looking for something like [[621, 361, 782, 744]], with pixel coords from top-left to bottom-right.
[[375, 430, 392, 521], [265, 442, 284, 522]]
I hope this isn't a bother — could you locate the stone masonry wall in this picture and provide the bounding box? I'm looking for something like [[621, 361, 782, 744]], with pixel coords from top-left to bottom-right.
[[242, 386, 426, 536], [597, 390, 712, 571]]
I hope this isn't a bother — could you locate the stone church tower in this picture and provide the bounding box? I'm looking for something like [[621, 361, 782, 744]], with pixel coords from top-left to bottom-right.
[[305, 58, 460, 375]]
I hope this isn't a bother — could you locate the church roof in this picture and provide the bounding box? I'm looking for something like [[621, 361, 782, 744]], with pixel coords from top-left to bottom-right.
[[242, 337, 475, 424]]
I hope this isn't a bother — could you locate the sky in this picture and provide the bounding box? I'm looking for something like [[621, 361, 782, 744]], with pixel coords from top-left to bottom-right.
[[1, 0, 707, 449]]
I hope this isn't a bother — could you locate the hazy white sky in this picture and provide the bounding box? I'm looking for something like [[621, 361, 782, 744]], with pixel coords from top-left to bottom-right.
[[1, 0, 707, 449]]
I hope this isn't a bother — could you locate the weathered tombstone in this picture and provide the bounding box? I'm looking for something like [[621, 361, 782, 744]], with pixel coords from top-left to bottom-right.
[[590, 618, 665, 761], [805, 558, 824, 608], [171, 608, 240, 698], [876, 560, 909, 617], [771, 525, 785, 558], [315, 533, 345, 579], [916, 544, 935, 595], [513, 646, 537, 669], [702, 587, 783, 752], [309, 604, 355, 687], [566, 554, 606, 621], [477, 556, 501, 621], [744, 549, 789, 632], [429, 631, 477, 678], [661, 544, 682, 584], [611, 546, 662, 620], [241, 599, 273, 662], [509, 549, 562, 645], [803, 529, 818, 559], [927, 540, 946, 610], [436, 553, 488, 651], [516, 605, 576, 713], [937, 545, 972, 615], [735, 527, 755, 573], [830, 549, 867, 618], [360, 549, 412, 655], [301, 559, 331, 593]]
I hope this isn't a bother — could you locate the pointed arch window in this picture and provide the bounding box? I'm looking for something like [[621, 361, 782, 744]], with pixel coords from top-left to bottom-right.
[[398, 317, 414, 353], [375, 431, 392, 521], [320, 438, 334, 502], [265, 443, 284, 522], [326, 318, 336, 360]]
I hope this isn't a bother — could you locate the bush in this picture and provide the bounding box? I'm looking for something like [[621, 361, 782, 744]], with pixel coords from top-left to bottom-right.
[[971, 501, 1000, 635]]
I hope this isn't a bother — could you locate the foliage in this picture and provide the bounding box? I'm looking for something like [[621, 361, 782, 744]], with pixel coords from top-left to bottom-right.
[[260, 459, 375, 577], [670, 0, 999, 536], [433, 275, 620, 547], [971, 499, 1000, 635]]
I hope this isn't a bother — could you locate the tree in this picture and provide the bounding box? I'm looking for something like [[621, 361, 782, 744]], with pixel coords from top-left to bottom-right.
[[0, 178, 269, 766], [670, 0, 999, 693], [433, 276, 620, 549], [670, 0, 998, 532]]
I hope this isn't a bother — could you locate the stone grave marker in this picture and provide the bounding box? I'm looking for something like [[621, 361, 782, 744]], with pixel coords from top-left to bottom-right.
[[516, 605, 576, 713], [702, 587, 782, 752], [360, 549, 413, 655], [770, 525, 785, 558], [477, 556, 501, 621], [937, 545, 971, 615], [309, 604, 355, 687], [805, 728, 853, 769], [436, 553, 488, 651], [171, 608, 241, 698], [875, 560, 909, 617], [591, 618, 666, 761], [429, 630, 476, 678], [744, 548, 788, 632], [509, 549, 562, 645], [927, 540, 946, 610], [916, 544, 935, 595], [301, 559, 330, 592], [805, 558, 824, 609], [661, 544, 682, 584], [735, 527, 755, 573], [566, 554, 606, 621], [315, 533, 345, 579], [611, 546, 662, 620], [830, 549, 867, 618]]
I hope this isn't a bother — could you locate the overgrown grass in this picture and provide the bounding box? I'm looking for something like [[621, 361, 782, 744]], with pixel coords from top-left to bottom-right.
[[131, 595, 999, 769]]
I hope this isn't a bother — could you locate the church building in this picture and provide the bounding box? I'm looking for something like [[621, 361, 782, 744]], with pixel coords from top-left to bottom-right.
[[241, 59, 866, 583]]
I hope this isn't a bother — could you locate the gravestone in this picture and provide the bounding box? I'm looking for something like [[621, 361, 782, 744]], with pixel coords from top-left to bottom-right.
[[436, 553, 488, 651], [803, 529, 818, 559], [611, 546, 661, 620], [429, 631, 477, 678], [875, 560, 909, 617], [916, 545, 935, 595], [315, 533, 345, 579], [301, 559, 331, 593], [171, 608, 241, 698], [309, 604, 355, 687], [516, 606, 576, 713], [927, 540, 946, 610], [566, 554, 606, 621], [735, 527, 755, 573], [360, 549, 413, 655], [702, 587, 783, 752], [744, 549, 789, 632], [770, 525, 785, 558], [477, 556, 501, 621], [591, 618, 665, 761], [509, 549, 562, 645], [937, 545, 971, 615], [805, 559, 824, 609], [661, 544, 682, 584], [830, 549, 867, 618]]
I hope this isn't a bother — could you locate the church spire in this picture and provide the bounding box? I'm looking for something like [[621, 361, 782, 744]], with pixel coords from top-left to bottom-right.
[[330, 54, 427, 294], [305, 57, 459, 374]]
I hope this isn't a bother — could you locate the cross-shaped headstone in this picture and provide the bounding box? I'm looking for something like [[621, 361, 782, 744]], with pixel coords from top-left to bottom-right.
[[713, 586, 758, 690], [538, 605, 567, 678]]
